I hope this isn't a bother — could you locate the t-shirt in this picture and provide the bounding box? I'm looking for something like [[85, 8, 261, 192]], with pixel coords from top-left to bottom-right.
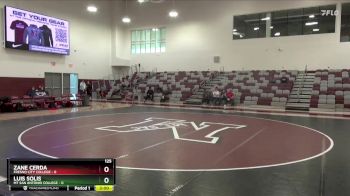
[[10, 20, 28, 44], [212, 90, 220, 98], [226, 91, 234, 99], [35, 91, 47, 97], [79, 82, 87, 91], [147, 89, 154, 96], [280, 77, 288, 83]]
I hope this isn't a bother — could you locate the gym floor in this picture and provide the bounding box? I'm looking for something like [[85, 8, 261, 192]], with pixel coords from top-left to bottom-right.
[[0, 104, 349, 196]]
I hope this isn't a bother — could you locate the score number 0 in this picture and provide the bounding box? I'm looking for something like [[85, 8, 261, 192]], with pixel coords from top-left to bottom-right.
[[103, 159, 112, 184], [103, 166, 109, 183]]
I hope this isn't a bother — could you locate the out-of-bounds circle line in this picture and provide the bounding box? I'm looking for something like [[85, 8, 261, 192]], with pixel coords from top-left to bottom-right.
[[18, 112, 334, 172]]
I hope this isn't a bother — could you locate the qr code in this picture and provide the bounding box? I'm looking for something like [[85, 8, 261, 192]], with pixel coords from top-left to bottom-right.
[[55, 29, 67, 43]]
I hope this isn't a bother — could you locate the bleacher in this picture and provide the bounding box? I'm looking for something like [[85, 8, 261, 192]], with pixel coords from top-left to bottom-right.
[[184, 70, 296, 106], [115, 69, 349, 111], [0, 94, 86, 113], [91, 79, 114, 99], [4, 69, 350, 113], [310, 69, 350, 111], [219, 70, 297, 106], [111, 71, 214, 103]]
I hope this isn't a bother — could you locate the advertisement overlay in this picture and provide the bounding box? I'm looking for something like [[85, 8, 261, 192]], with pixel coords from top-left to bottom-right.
[[4, 6, 70, 55]]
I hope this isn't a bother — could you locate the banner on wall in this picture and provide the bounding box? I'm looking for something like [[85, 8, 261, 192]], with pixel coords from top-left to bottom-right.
[[4, 6, 70, 55]]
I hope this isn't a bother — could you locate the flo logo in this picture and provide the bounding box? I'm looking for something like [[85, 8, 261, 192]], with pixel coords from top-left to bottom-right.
[[321, 10, 339, 16], [95, 117, 246, 144]]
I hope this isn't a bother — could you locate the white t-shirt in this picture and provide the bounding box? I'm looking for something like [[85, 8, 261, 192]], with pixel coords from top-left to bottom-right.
[[213, 90, 220, 98], [80, 82, 86, 91]]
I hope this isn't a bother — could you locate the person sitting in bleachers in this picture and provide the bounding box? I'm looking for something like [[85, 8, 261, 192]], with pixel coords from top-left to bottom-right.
[[133, 76, 139, 86], [28, 86, 37, 97], [144, 87, 154, 102], [0, 96, 12, 112], [280, 76, 289, 83], [122, 79, 130, 89], [34, 85, 48, 97], [224, 89, 234, 106], [160, 88, 170, 103], [212, 87, 221, 105]]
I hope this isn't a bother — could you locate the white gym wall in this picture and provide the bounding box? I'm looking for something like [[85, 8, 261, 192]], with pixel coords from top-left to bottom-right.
[[0, 0, 114, 79], [1, 0, 350, 79], [119, 0, 350, 72]]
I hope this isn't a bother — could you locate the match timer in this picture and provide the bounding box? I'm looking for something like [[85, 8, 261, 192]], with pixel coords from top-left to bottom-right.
[[7, 158, 116, 191]]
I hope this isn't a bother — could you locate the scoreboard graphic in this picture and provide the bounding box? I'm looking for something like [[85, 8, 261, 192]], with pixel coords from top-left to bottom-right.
[[7, 158, 115, 192]]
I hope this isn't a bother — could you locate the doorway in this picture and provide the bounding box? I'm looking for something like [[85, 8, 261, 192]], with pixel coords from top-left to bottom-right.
[[45, 72, 78, 97]]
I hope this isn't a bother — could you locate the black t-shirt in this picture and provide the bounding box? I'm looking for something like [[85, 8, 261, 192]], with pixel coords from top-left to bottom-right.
[[147, 89, 154, 96], [281, 77, 288, 83]]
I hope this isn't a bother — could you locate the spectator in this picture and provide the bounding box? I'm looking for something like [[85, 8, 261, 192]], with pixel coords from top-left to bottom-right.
[[121, 79, 130, 90], [280, 76, 289, 83], [28, 86, 37, 97], [133, 76, 139, 86], [132, 86, 138, 101], [86, 81, 92, 98], [224, 89, 234, 106], [160, 88, 170, 103], [121, 79, 126, 89], [0, 96, 11, 112], [100, 85, 107, 98], [157, 86, 164, 94], [124, 80, 130, 88], [38, 85, 46, 92], [79, 80, 87, 94], [35, 85, 48, 97], [144, 87, 154, 102], [212, 87, 221, 105]]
